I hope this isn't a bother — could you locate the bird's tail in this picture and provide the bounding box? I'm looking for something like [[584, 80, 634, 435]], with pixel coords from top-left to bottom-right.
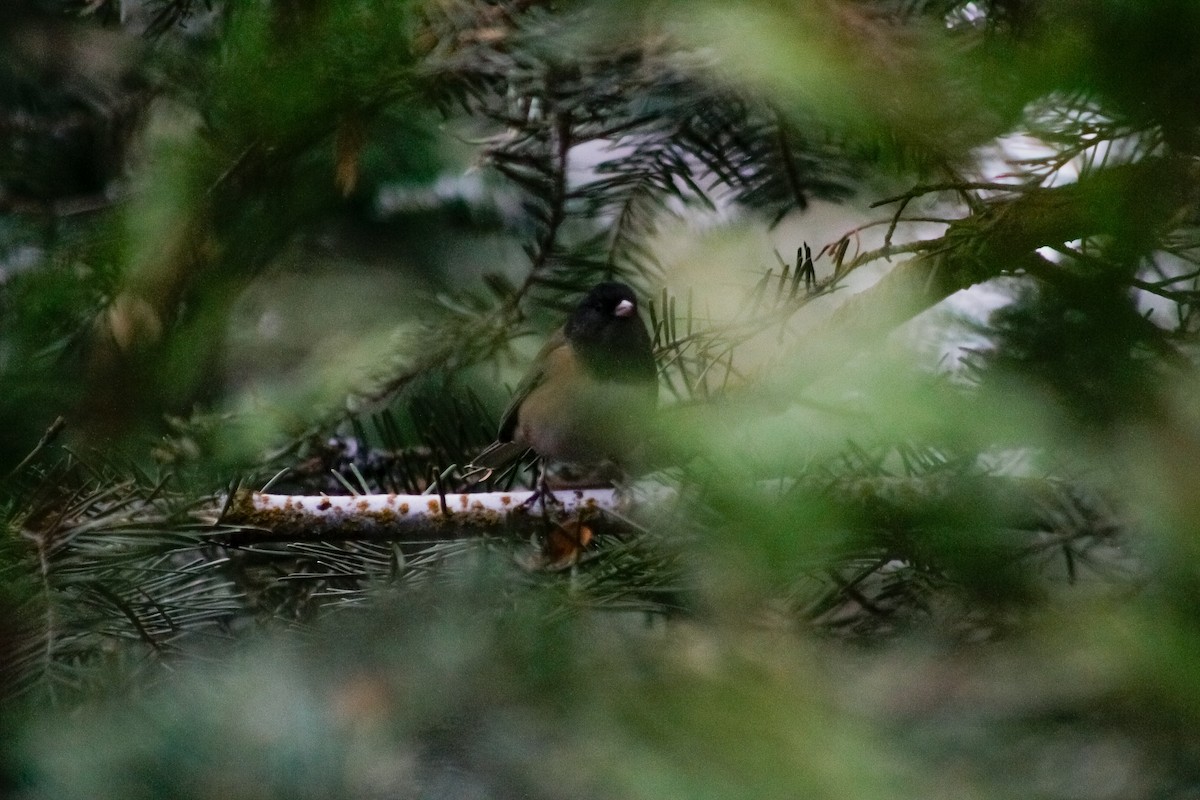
[[468, 441, 529, 472]]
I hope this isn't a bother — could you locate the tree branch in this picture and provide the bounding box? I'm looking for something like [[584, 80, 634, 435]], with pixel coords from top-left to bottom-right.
[[220, 487, 645, 542], [779, 157, 1200, 392]]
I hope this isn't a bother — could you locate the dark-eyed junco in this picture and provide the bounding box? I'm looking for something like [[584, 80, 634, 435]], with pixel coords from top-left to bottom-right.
[[472, 281, 658, 475]]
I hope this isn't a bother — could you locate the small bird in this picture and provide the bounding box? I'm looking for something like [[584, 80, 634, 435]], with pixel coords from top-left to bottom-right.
[[472, 282, 658, 478]]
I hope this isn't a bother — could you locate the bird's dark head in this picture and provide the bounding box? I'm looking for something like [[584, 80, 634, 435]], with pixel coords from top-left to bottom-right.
[[567, 282, 640, 331], [564, 282, 655, 380]]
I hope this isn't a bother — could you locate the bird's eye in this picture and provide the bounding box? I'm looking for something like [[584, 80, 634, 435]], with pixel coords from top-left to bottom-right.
[[613, 299, 635, 318]]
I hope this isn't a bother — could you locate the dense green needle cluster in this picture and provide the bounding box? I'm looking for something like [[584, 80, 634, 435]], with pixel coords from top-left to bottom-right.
[[3, 1, 1200, 798]]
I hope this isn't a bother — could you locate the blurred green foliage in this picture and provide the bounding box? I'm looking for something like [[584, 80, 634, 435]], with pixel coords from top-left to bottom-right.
[[3, 1, 1200, 798]]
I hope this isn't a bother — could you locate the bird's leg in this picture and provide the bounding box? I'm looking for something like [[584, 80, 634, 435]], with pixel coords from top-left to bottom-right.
[[537, 466, 551, 522], [540, 463, 568, 513], [520, 460, 562, 519], [519, 459, 547, 509]]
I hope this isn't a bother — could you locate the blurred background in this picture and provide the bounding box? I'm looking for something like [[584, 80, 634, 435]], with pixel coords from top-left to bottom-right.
[[4, 0, 1200, 798]]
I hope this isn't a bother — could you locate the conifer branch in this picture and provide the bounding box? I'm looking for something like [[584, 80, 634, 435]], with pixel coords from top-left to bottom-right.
[[777, 157, 1200, 392]]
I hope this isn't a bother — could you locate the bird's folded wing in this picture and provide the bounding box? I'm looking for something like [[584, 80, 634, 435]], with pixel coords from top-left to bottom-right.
[[496, 328, 567, 441], [471, 329, 569, 471]]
